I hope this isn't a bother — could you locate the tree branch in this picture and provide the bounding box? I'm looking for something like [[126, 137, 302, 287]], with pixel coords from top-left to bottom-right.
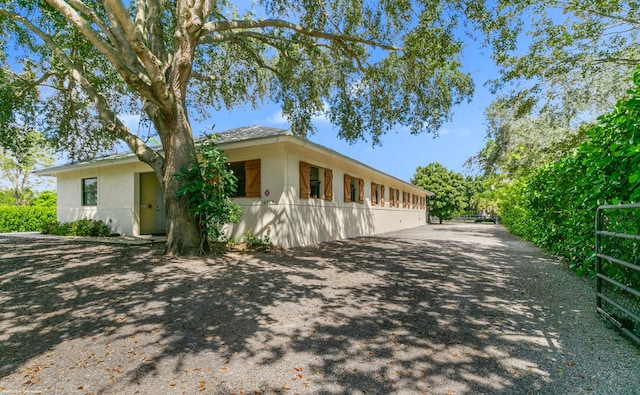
[[143, 0, 169, 64], [201, 18, 401, 51], [101, 0, 171, 104], [43, 0, 139, 82], [0, 8, 165, 175], [65, 0, 119, 44], [229, 38, 280, 75]]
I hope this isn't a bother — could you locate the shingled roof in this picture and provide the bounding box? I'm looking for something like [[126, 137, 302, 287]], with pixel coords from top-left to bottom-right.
[[35, 126, 295, 175], [208, 125, 293, 144]]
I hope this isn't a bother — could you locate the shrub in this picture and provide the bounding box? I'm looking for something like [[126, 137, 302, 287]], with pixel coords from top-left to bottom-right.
[[30, 190, 57, 208], [0, 206, 56, 232], [175, 134, 242, 253], [243, 230, 272, 250], [42, 219, 113, 237]]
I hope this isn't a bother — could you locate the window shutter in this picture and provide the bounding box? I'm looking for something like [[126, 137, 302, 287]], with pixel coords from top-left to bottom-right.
[[380, 185, 385, 206], [299, 162, 311, 199], [324, 169, 333, 201], [371, 182, 377, 205], [344, 174, 351, 203], [389, 187, 395, 207], [245, 159, 261, 198], [358, 178, 364, 203]]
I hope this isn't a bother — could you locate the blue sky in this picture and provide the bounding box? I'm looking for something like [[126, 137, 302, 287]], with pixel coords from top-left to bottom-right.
[[191, 41, 498, 183]]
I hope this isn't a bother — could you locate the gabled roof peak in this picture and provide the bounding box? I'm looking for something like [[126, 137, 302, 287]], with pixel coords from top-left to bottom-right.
[[200, 125, 294, 144]]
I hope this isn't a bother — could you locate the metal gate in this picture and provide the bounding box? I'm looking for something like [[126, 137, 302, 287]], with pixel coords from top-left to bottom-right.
[[595, 203, 640, 345]]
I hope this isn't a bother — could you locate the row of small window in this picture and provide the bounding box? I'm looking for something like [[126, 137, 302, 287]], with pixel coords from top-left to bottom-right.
[[300, 161, 427, 209], [81, 160, 427, 208]]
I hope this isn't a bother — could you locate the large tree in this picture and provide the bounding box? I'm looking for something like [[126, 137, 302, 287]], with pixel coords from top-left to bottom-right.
[[0, 0, 486, 255], [412, 163, 466, 224]]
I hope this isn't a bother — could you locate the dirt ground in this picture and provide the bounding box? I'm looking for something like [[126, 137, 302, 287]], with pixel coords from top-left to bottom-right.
[[1, 224, 638, 394]]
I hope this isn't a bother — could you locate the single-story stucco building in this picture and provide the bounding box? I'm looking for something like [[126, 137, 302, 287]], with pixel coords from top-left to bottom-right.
[[36, 126, 433, 248]]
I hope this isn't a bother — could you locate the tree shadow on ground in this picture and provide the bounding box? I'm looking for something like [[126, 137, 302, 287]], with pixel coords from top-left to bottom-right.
[[0, 226, 637, 394]]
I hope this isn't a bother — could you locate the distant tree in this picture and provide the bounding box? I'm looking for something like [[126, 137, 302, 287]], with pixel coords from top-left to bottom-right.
[[461, 175, 485, 215], [30, 190, 57, 208], [466, 99, 587, 178], [412, 163, 466, 224], [0, 132, 54, 206], [0, 189, 13, 206]]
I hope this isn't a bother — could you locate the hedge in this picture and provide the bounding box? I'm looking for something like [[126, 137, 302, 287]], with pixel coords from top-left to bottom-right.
[[0, 206, 56, 233]]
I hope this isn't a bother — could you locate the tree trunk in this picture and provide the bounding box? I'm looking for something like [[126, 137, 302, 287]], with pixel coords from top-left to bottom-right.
[[156, 109, 203, 256]]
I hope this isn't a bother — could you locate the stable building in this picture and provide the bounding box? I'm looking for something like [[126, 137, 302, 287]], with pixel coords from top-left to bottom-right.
[[36, 126, 432, 248]]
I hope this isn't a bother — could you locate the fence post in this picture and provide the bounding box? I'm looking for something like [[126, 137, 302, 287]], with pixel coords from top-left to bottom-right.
[[595, 207, 602, 310]]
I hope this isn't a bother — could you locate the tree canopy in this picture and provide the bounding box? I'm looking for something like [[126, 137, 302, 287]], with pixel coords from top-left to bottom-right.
[[464, 0, 639, 180], [487, 0, 639, 120]]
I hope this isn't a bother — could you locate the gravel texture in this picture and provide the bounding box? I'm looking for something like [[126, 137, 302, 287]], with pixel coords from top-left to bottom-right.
[[0, 223, 638, 394]]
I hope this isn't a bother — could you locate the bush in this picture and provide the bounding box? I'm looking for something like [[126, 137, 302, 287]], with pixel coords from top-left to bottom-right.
[[42, 219, 113, 237], [30, 190, 57, 208], [0, 206, 56, 232], [243, 230, 272, 250], [499, 65, 640, 287]]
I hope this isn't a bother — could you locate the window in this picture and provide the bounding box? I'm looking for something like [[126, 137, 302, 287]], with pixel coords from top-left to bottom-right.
[[371, 182, 378, 205], [227, 159, 261, 198], [389, 188, 399, 207], [82, 177, 97, 206], [310, 166, 321, 198], [371, 183, 385, 206], [300, 162, 333, 201], [344, 174, 364, 203]]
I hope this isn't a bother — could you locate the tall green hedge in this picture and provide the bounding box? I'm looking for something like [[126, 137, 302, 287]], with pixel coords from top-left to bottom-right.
[[499, 66, 640, 286], [0, 206, 56, 233]]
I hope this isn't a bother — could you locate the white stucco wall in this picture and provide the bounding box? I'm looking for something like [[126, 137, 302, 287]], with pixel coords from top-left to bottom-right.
[[222, 140, 428, 248], [55, 161, 152, 236], [48, 135, 429, 247]]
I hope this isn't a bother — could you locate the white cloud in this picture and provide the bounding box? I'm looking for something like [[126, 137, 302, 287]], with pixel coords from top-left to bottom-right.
[[266, 110, 289, 125], [265, 105, 331, 127], [438, 128, 472, 138]]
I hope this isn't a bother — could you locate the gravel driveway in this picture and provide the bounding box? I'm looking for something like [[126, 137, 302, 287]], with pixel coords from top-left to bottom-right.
[[1, 223, 638, 394]]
